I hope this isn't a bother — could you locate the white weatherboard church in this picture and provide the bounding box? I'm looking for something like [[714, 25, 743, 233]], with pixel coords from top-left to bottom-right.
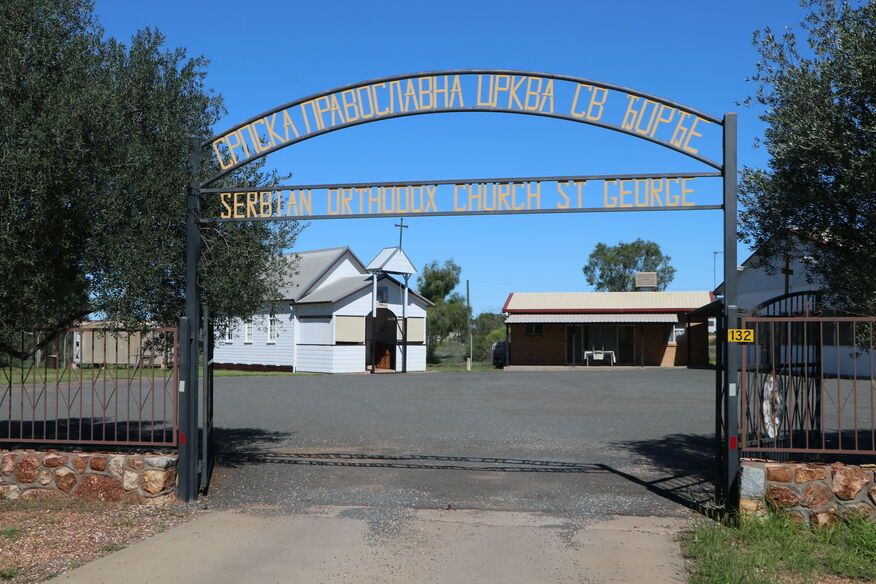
[[214, 246, 432, 373]]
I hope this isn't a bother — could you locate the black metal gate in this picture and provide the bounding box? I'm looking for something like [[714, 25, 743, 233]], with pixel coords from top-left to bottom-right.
[[199, 309, 215, 492]]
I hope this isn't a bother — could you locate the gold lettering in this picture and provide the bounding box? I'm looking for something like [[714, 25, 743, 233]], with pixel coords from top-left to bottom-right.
[[300, 190, 313, 215], [510, 183, 525, 210], [541, 80, 554, 112], [313, 96, 330, 129], [368, 188, 382, 213], [259, 191, 272, 217], [523, 77, 541, 111], [220, 193, 233, 218], [233, 193, 246, 218], [356, 86, 373, 120], [649, 105, 675, 138], [449, 75, 464, 107], [453, 184, 466, 211], [681, 177, 695, 206], [670, 112, 692, 148], [340, 90, 360, 122], [388, 80, 403, 112], [281, 109, 300, 139], [223, 130, 251, 164], [634, 99, 659, 136], [526, 181, 541, 208], [556, 181, 570, 209], [665, 178, 680, 205], [575, 180, 586, 207], [402, 79, 419, 111], [247, 120, 272, 153], [424, 185, 437, 212], [246, 192, 258, 217], [604, 180, 618, 208], [264, 113, 285, 145], [649, 178, 664, 206], [285, 190, 298, 216], [618, 180, 633, 208], [508, 76, 525, 109], [418, 77, 434, 110], [476, 75, 493, 107], [571, 85, 606, 121], [299, 101, 315, 134], [327, 94, 346, 126], [212, 139, 234, 170], [621, 95, 641, 131], [683, 117, 709, 154]]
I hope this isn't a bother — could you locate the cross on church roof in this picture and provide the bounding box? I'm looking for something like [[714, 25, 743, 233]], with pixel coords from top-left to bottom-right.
[[394, 217, 409, 249]]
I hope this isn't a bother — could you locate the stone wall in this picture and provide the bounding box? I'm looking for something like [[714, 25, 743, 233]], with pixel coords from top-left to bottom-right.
[[740, 459, 876, 526], [0, 449, 177, 504]]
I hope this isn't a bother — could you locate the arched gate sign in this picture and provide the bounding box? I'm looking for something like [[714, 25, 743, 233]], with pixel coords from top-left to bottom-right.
[[179, 70, 740, 506]]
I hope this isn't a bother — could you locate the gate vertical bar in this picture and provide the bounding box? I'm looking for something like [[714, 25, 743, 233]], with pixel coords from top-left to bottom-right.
[[722, 113, 740, 506], [179, 138, 202, 502]]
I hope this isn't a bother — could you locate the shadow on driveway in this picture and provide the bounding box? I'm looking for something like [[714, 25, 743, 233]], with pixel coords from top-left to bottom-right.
[[212, 427, 718, 516]]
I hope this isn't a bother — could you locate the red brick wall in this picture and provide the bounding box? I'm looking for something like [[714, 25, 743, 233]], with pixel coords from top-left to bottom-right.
[[508, 317, 701, 367], [686, 320, 710, 367], [509, 324, 566, 366]]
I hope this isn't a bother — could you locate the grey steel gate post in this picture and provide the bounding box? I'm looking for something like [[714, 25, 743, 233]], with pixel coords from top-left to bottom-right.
[[178, 138, 202, 502], [722, 113, 740, 507], [177, 315, 190, 499]]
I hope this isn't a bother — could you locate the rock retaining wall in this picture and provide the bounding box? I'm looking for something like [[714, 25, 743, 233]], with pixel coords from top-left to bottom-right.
[[740, 459, 876, 526], [0, 449, 177, 504]]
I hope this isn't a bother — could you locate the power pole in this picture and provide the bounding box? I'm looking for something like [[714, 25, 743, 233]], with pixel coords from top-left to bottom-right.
[[466, 280, 473, 367], [713, 251, 722, 290]]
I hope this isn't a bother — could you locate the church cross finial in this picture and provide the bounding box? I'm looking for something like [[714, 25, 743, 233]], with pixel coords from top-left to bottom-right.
[[394, 217, 409, 249]]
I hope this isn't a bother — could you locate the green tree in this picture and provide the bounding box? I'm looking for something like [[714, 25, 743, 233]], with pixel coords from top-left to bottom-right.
[[582, 239, 675, 291], [417, 259, 470, 362], [0, 0, 298, 357], [471, 312, 506, 361], [739, 0, 876, 313], [417, 259, 463, 303]]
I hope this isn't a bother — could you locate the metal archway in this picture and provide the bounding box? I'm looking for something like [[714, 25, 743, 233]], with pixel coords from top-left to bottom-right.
[[178, 70, 740, 509]]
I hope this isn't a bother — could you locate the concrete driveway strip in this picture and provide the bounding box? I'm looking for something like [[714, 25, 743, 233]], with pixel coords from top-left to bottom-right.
[[58, 507, 686, 584]]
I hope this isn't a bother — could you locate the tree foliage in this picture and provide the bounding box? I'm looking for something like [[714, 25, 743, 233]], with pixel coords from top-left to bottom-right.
[[417, 259, 463, 303], [739, 0, 876, 313], [0, 0, 298, 356], [582, 239, 676, 291], [416, 259, 470, 362], [471, 312, 505, 361]]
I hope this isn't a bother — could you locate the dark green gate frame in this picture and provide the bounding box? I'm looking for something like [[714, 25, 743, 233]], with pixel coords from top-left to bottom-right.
[[179, 70, 740, 507]]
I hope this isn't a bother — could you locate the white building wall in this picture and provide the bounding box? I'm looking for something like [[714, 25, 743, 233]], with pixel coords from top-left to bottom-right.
[[738, 257, 813, 312], [333, 281, 429, 318], [308, 254, 366, 293], [213, 275, 429, 373], [295, 345, 335, 373], [213, 307, 294, 367], [396, 345, 427, 372], [332, 345, 367, 373]]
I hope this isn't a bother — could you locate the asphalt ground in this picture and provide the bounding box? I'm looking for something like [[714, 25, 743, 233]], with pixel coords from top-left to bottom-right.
[[204, 368, 718, 522]]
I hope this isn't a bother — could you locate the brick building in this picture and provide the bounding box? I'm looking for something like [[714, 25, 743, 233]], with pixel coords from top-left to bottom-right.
[[502, 291, 712, 367]]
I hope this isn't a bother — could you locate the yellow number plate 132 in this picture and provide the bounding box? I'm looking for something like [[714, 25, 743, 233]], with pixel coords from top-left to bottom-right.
[[727, 329, 755, 343]]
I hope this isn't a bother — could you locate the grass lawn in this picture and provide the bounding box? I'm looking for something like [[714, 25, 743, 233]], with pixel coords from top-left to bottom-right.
[[683, 513, 876, 584], [427, 340, 497, 373]]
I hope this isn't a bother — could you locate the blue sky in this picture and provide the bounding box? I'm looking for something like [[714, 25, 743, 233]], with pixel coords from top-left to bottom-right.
[[94, 0, 809, 313]]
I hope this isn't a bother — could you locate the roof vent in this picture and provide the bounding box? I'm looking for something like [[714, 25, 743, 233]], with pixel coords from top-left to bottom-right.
[[635, 271, 658, 291]]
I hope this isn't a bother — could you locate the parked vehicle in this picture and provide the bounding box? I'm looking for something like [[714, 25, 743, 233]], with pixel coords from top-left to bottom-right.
[[491, 341, 509, 368]]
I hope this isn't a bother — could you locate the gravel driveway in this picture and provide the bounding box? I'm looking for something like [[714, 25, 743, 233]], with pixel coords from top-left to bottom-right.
[[205, 368, 717, 520]]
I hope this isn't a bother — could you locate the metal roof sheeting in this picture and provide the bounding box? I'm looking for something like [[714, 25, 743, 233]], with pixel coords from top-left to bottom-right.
[[504, 291, 712, 313], [366, 247, 417, 275], [506, 313, 679, 324]]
